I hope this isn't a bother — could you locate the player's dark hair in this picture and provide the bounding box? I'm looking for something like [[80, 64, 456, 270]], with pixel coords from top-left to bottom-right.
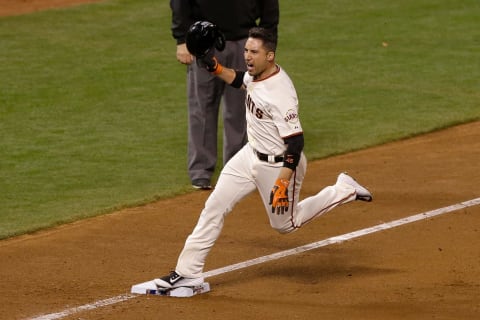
[[248, 27, 277, 53]]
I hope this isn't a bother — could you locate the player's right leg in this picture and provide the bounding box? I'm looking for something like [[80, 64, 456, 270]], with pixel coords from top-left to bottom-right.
[[154, 271, 204, 289], [155, 146, 257, 288]]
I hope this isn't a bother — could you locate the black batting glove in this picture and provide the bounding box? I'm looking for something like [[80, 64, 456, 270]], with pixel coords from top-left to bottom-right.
[[196, 49, 220, 73]]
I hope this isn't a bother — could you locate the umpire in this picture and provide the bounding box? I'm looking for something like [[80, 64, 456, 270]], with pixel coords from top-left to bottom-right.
[[170, 0, 279, 190]]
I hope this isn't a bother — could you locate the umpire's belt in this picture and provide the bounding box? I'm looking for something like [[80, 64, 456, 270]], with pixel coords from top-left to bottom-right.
[[256, 151, 284, 164]]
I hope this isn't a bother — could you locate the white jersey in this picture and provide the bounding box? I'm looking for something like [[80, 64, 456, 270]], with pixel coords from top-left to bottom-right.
[[243, 65, 303, 156]]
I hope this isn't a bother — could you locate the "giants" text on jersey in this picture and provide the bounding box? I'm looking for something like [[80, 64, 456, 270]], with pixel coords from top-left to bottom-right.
[[246, 94, 264, 119]]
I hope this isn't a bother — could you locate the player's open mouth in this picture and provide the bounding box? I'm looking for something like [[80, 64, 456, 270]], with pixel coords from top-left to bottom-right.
[[246, 63, 254, 72]]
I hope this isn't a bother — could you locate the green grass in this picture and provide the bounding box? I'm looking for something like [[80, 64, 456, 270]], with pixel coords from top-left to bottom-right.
[[279, 0, 480, 156], [1, 0, 479, 239]]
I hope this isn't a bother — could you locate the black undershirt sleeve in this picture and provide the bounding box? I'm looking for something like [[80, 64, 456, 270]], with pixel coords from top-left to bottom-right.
[[230, 71, 245, 88], [283, 134, 304, 170]]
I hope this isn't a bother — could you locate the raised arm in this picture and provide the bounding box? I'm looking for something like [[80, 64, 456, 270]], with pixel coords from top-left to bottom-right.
[[197, 51, 245, 89]]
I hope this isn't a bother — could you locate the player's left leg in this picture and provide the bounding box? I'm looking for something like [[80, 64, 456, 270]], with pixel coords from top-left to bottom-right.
[[257, 154, 370, 234], [288, 172, 373, 231], [254, 153, 307, 233]]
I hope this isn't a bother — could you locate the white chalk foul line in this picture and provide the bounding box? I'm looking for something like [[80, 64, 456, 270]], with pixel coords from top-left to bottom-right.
[[29, 294, 137, 320], [204, 197, 480, 278], [29, 197, 480, 320]]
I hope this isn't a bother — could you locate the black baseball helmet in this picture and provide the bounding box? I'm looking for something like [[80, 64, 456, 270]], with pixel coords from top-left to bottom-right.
[[185, 21, 226, 57]]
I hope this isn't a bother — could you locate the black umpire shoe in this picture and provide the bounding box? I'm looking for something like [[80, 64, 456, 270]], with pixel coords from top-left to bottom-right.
[[192, 179, 212, 190]]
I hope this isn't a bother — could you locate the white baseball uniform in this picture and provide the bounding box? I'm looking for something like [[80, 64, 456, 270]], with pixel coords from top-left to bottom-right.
[[175, 65, 357, 278]]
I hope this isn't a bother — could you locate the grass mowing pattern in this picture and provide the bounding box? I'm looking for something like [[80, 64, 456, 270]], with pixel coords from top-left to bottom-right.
[[1, 0, 479, 238]]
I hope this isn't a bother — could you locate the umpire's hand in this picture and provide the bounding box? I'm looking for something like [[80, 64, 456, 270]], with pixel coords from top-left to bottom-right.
[[176, 43, 193, 65]]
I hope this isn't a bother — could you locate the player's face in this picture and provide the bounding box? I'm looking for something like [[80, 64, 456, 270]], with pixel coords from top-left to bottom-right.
[[244, 38, 274, 80]]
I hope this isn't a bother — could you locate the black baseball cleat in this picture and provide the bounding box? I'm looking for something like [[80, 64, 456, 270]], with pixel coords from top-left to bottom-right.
[[336, 172, 373, 202], [154, 271, 204, 288], [192, 179, 212, 190]]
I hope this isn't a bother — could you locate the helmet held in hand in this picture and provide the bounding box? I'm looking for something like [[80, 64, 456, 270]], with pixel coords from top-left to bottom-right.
[[186, 21, 226, 58]]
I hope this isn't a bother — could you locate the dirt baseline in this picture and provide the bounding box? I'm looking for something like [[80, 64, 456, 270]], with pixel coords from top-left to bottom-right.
[[1, 121, 479, 320]]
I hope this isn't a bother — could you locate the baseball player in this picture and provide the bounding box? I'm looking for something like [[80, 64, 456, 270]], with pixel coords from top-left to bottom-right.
[[155, 24, 372, 289]]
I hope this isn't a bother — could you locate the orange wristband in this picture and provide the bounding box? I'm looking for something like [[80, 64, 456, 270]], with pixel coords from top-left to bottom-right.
[[212, 63, 223, 75]]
